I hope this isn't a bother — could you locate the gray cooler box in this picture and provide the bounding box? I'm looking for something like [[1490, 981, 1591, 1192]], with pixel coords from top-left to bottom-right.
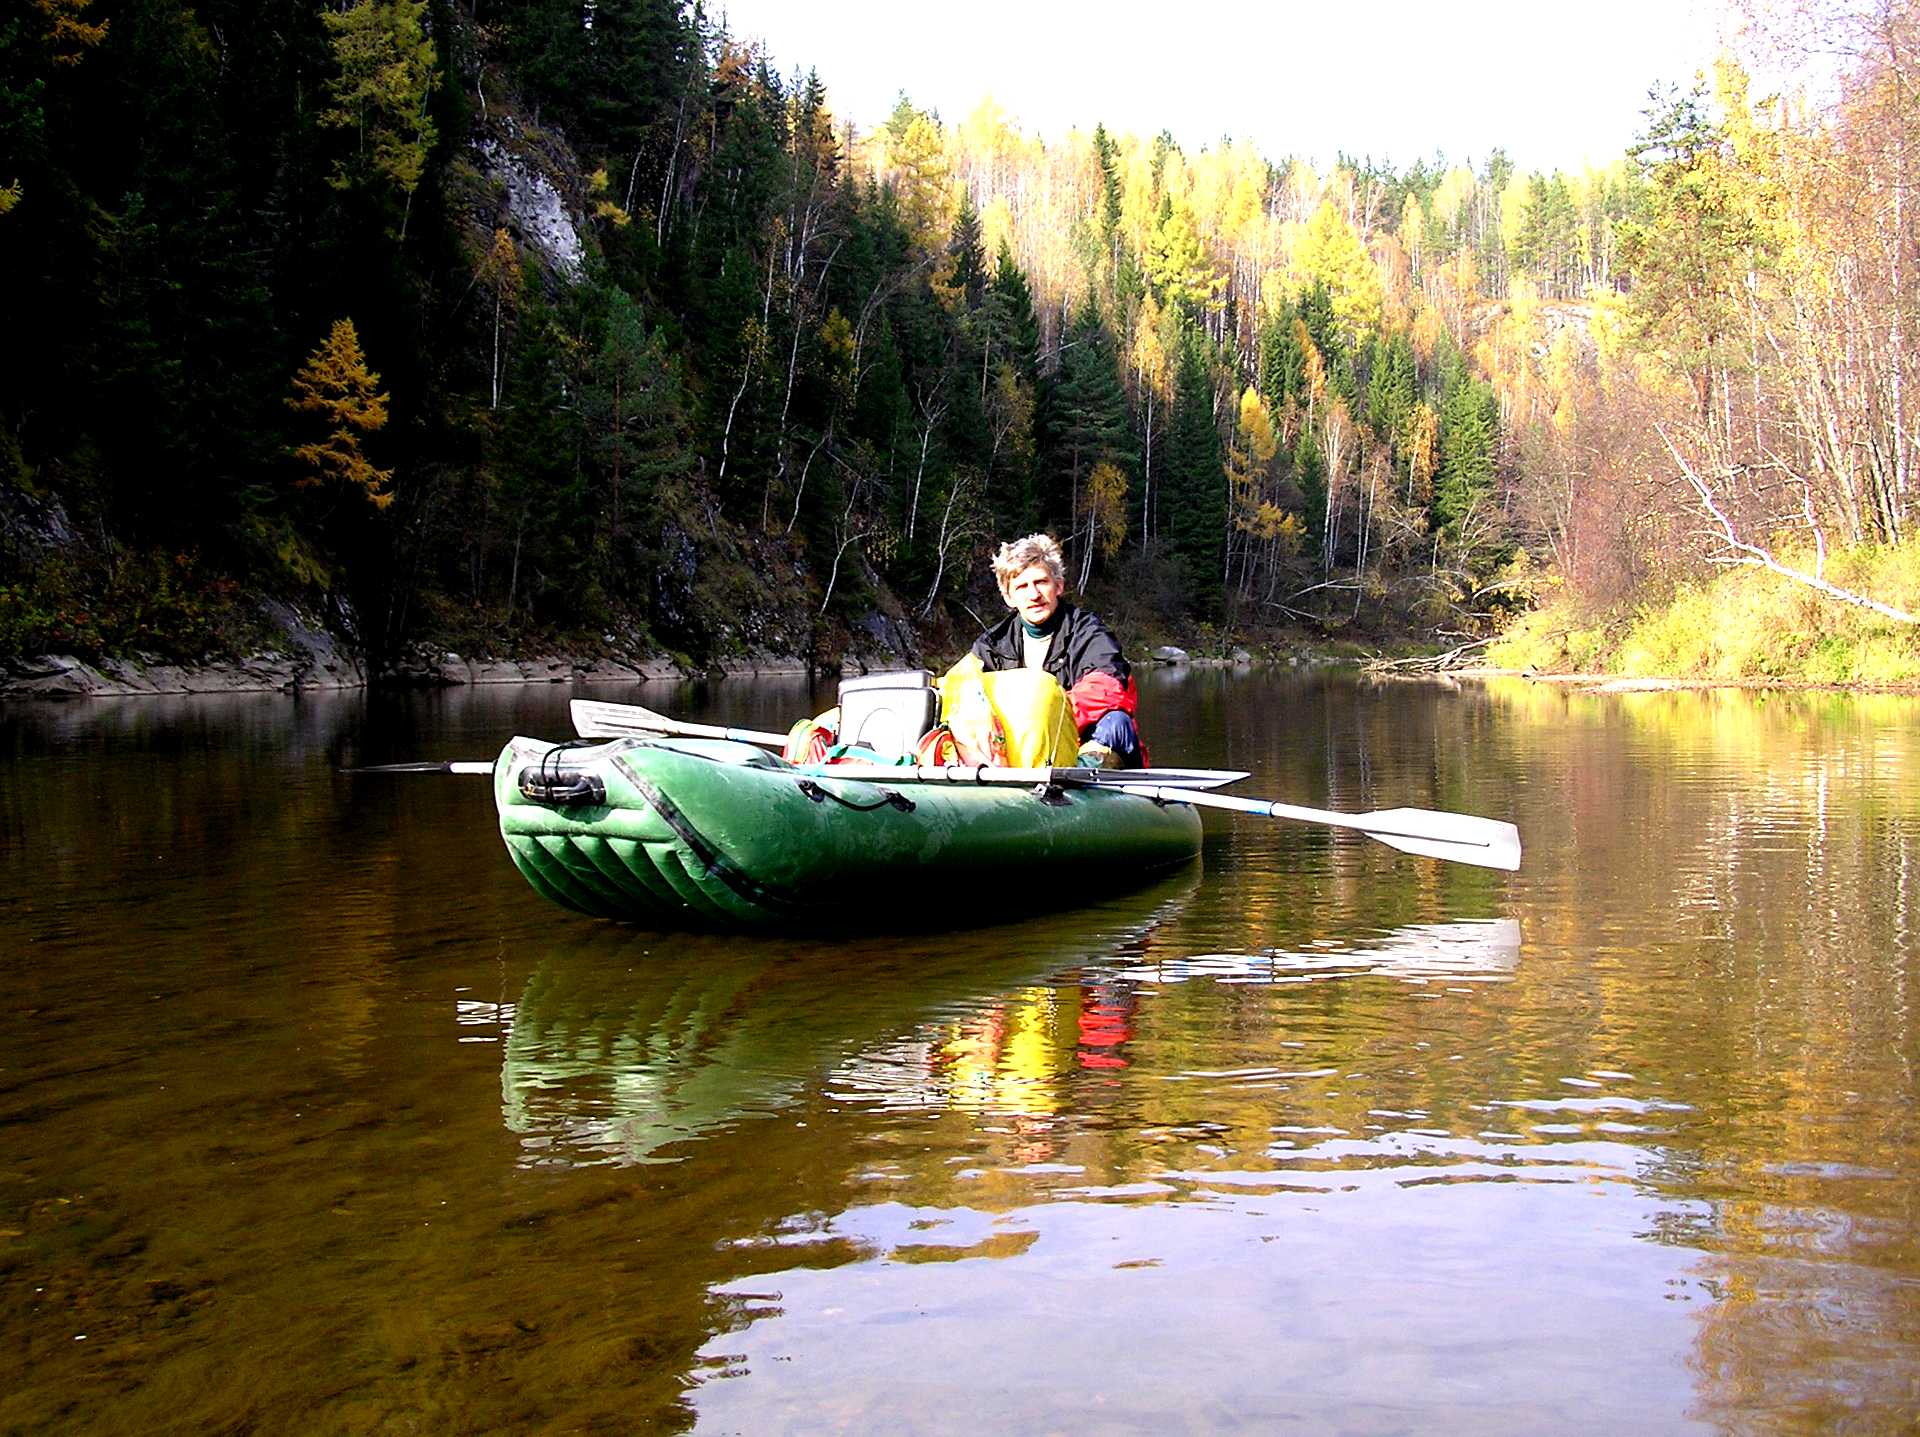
[[837, 670, 938, 759]]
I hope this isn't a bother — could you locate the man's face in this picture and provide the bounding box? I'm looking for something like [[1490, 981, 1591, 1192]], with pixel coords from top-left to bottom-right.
[[1003, 563, 1062, 626]]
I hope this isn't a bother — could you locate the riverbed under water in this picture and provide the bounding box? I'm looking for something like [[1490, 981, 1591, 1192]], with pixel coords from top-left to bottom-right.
[[2, 670, 1916, 1433]]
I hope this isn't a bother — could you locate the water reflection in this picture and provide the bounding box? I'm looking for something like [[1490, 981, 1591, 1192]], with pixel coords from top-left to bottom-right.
[[1109, 916, 1521, 986], [499, 874, 1199, 1166], [6, 674, 1920, 1433]]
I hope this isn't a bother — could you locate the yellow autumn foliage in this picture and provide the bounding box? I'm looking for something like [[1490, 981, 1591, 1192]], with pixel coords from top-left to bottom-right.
[[286, 318, 394, 510]]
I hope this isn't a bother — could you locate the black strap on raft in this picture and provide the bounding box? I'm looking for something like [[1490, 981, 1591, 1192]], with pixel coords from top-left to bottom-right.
[[518, 739, 608, 807], [796, 779, 915, 813]]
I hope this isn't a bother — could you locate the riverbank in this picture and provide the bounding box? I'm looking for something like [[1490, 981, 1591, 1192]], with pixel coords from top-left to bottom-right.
[[1485, 542, 1920, 688], [1, 633, 1317, 702], [1444, 666, 1920, 696]]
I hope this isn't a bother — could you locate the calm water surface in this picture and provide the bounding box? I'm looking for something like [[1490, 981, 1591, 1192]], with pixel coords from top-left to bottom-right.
[[1, 671, 1916, 1433]]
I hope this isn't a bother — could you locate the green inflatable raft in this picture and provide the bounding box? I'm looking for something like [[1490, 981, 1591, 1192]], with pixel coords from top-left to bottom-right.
[[494, 734, 1203, 928]]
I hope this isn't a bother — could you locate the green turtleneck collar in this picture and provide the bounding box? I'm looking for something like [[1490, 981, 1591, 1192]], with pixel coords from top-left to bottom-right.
[[1020, 605, 1065, 640]]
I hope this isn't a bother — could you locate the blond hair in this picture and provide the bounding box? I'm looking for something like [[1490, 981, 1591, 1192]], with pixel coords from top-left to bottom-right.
[[990, 533, 1065, 595]]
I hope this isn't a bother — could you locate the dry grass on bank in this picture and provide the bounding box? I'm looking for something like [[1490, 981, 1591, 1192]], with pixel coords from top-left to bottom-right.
[[1489, 543, 1920, 686]]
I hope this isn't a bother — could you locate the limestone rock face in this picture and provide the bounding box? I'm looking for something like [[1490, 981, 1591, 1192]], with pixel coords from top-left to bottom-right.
[[5, 650, 362, 698], [475, 134, 583, 282]]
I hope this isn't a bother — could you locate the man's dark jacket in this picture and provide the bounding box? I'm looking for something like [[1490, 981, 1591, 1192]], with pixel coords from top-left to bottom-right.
[[969, 603, 1130, 688]]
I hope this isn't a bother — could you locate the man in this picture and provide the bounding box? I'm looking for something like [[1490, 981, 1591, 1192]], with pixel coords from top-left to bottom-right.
[[970, 533, 1143, 767]]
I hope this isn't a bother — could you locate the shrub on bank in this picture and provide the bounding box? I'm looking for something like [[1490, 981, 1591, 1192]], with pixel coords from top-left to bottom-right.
[[0, 551, 268, 664], [1490, 540, 1920, 684]]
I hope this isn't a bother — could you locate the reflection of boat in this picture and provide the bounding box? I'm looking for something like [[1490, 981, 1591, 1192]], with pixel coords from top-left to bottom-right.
[[1105, 918, 1522, 986], [498, 874, 1198, 1165], [492, 735, 1202, 927]]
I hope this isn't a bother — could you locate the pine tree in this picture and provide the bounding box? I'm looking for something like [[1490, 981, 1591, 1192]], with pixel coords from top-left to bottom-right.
[[1619, 79, 1755, 418]]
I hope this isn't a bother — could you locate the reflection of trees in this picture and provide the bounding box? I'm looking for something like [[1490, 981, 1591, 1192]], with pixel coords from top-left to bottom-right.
[[3, 690, 403, 1070], [12, 673, 1920, 1428], [1097, 671, 1920, 1430], [1473, 678, 1920, 1425]]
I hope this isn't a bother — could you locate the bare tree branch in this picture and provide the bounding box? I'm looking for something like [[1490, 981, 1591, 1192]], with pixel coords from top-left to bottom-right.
[[1657, 423, 1918, 623]]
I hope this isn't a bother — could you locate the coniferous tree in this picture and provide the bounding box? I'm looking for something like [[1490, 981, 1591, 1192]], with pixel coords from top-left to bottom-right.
[[1432, 375, 1498, 539], [946, 194, 987, 309], [287, 318, 395, 510], [1293, 424, 1327, 567], [976, 241, 1041, 529], [983, 240, 1040, 375], [319, 0, 439, 241], [1163, 330, 1226, 613], [1045, 304, 1132, 540], [1366, 331, 1417, 456], [1258, 298, 1306, 410]]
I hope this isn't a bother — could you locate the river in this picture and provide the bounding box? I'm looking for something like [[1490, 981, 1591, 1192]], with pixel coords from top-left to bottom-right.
[[1, 670, 1915, 1433]]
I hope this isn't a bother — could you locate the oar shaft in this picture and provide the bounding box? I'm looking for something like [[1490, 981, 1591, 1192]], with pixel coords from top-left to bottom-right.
[[342, 760, 494, 775], [804, 764, 1075, 785], [806, 764, 1246, 791], [656, 716, 792, 746]]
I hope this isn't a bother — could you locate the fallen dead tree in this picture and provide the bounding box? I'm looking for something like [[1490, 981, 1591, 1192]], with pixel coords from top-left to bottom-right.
[[1363, 636, 1496, 676]]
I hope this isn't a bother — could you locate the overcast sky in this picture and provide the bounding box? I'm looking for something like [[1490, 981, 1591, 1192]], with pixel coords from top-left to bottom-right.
[[714, 0, 1725, 174]]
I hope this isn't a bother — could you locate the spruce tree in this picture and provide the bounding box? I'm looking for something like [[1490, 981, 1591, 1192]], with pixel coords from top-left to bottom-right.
[[1366, 332, 1417, 453], [1432, 376, 1498, 538], [1044, 304, 1132, 532], [1163, 331, 1226, 613], [1294, 425, 1327, 566], [986, 240, 1040, 376], [947, 195, 986, 309], [1258, 299, 1305, 409]]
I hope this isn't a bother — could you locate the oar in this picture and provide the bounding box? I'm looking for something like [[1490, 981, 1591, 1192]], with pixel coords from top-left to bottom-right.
[[1110, 784, 1522, 872], [343, 760, 495, 775], [806, 763, 1250, 791], [572, 698, 788, 748], [801, 766, 1520, 869]]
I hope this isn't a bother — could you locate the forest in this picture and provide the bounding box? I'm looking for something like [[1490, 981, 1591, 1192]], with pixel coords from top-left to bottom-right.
[[3, 0, 1918, 677]]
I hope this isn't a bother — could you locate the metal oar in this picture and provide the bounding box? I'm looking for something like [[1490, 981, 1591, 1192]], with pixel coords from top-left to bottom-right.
[[343, 751, 1515, 868], [808, 762, 1249, 791], [572, 698, 788, 747], [805, 766, 1520, 870], [342, 760, 495, 775]]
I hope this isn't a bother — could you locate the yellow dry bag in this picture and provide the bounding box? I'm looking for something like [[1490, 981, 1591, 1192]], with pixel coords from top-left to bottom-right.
[[938, 655, 1080, 767]]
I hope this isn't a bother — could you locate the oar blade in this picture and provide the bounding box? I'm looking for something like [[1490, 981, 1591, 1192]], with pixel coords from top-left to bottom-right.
[[571, 698, 674, 738], [570, 698, 789, 748], [1361, 808, 1523, 872]]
